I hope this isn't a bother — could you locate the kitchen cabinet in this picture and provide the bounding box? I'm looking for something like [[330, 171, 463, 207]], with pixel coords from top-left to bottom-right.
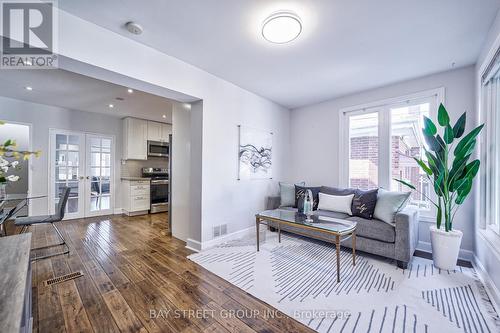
[[123, 118, 148, 160], [148, 121, 172, 143], [121, 179, 150, 216]]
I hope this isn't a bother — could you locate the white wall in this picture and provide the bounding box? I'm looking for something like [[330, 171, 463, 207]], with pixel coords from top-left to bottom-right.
[[290, 66, 476, 255], [0, 96, 123, 216], [42, 9, 291, 248], [474, 9, 500, 309]]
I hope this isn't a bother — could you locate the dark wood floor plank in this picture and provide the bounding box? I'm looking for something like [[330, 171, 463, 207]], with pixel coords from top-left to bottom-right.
[[20, 213, 314, 333]]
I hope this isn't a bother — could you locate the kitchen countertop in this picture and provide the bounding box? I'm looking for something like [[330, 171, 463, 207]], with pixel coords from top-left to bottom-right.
[[120, 177, 151, 181], [0, 233, 32, 333]]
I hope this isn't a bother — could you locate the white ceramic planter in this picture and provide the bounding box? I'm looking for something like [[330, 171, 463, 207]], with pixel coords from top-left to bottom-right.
[[430, 226, 463, 270]]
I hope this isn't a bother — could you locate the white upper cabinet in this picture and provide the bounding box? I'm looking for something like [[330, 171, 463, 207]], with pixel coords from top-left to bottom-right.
[[148, 121, 172, 143], [160, 123, 172, 142], [123, 117, 148, 160]]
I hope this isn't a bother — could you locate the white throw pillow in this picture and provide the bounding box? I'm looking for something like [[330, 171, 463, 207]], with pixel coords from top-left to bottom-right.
[[317, 193, 354, 215]]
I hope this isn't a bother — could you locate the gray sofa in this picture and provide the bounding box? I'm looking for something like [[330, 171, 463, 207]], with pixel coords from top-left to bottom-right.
[[266, 196, 419, 269]]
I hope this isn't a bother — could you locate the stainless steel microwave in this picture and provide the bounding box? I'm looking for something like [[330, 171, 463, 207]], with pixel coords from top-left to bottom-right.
[[147, 140, 169, 157]]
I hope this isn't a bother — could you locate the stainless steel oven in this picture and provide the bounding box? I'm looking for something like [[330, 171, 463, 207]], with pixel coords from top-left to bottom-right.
[[142, 168, 169, 213], [147, 140, 169, 158]]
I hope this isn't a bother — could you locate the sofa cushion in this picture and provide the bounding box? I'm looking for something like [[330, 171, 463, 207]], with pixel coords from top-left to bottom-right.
[[346, 216, 395, 243], [320, 186, 356, 196], [352, 188, 378, 219], [279, 182, 305, 207]]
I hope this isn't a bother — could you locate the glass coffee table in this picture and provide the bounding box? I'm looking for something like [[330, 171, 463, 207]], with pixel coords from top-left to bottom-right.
[[256, 209, 357, 282]]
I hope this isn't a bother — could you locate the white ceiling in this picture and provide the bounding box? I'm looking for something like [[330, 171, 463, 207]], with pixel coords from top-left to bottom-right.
[[58, 0, 500, 109], [0, 69, 174, 122]]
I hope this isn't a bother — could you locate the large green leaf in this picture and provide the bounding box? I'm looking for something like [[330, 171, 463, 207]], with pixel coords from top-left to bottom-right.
[[434, 172, 445, 197], [424, 134, 441, 152], [444, 124, 454, 144], [449, 162, 467, 191], [464, 160, 480, 179], [413, 157, 432, 176], [426, 151, 443, 174], [453, 112, 466, 138], [455, 140, 476, 163], [393, 178, 416, 190], [423, 116, 437, 136], [456, 177, 473, 205], [453, 124, 484, 156], [438, 103, 450, 126]]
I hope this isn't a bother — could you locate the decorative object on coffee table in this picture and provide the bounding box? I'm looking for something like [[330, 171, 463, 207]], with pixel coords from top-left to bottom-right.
[[395, 104, 483, 270], [238, 125, 272, 180]]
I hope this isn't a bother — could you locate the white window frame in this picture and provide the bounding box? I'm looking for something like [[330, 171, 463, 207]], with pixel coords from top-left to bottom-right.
[[339, 88, 445, 218], [478, 40, 500, 236]]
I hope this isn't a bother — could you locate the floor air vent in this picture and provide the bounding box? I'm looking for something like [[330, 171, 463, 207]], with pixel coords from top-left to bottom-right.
[[44, 271, 84, 286]]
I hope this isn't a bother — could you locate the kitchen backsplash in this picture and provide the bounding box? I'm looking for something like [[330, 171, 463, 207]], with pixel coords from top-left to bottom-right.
[[121, 157, 169, 177]]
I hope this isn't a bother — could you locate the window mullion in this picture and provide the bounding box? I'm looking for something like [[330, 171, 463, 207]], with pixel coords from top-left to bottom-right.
[[378, 107, 391, 190]]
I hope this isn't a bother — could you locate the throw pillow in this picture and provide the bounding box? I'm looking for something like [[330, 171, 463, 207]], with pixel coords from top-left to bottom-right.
[[317, 192, 354, 215], [279, 181, 305, 207], [295, 185, 321, 211], [373, 188, 411, 224], [352, 188, 378, 219]]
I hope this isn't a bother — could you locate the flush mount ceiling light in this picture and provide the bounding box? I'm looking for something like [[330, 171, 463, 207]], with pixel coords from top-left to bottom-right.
[[127, 88, 134, 94], [125, 21, 143, 35], [108, 104, 114, 109], [25, 86, 33, 91], [262, 11, 302, 44]]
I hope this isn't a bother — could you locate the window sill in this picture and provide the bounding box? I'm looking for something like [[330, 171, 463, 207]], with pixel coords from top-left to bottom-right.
[[418, 215, 435, 224]]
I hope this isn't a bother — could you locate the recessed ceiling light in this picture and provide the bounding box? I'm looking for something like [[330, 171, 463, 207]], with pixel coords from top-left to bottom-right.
[[262, 11, 302, 44], [162, 114, 167, 119], [25, 86, 33, 91], [108, 104, 114, 108], [127, 88, 134, 94]]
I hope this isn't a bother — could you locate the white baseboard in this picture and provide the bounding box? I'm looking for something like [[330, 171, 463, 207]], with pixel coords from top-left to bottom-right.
[[201, 226, 254, 250], [473, 255, 500, 314], [113, 208, 123, 215], [186, 238, 202, 252], [416, 240, 473, 261], [186, 226, 254, 253]]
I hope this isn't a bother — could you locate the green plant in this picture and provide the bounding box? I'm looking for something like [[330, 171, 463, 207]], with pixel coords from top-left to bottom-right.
[[394, 104, 483, 232], [0, 121, 40, 184]]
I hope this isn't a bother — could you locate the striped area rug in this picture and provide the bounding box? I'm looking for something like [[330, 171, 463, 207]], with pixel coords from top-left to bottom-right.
[[189, 230, 500, 333]]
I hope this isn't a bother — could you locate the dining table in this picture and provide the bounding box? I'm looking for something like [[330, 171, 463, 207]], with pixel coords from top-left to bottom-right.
[[0, 194, 47, 236]]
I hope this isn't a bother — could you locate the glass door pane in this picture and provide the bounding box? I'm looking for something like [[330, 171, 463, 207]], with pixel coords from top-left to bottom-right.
[[52, 131, 84, 217], [390, 102, 431, 210], [348, 112, 379, 189], [87, 135, 113, 215]]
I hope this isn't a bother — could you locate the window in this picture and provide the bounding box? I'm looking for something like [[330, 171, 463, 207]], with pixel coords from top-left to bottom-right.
[[348, 112, 379, 189], [480, 48, 500, 234], [341, 89, 442, 213], [390, 102, 431, 210]]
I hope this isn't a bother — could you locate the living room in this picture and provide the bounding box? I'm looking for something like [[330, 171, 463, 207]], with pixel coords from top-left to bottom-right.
[[1, 1, 500, 333]]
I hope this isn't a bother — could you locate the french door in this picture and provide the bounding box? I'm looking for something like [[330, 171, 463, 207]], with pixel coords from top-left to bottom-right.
[[49, 130, 114, 219]]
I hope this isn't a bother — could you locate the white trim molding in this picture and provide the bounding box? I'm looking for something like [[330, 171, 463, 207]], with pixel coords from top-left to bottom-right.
[[186, 238, 202, 252], [186, 226, 255, 253], [113, 208, 123, 215]]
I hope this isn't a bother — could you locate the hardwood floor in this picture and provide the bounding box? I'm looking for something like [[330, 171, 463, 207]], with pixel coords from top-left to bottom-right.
[[9, 213, 314, 333]]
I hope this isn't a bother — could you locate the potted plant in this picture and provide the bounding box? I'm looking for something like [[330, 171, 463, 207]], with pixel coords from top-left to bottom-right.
[[395, 104, 483, 270], [0, 122, 40, 198]]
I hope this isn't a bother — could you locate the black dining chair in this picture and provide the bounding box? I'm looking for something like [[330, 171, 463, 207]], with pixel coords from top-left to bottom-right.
[[15, 187, 71, 261]]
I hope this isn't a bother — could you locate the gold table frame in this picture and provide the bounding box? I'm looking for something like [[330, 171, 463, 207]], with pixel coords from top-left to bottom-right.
[[256, 213, 356, 283]]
